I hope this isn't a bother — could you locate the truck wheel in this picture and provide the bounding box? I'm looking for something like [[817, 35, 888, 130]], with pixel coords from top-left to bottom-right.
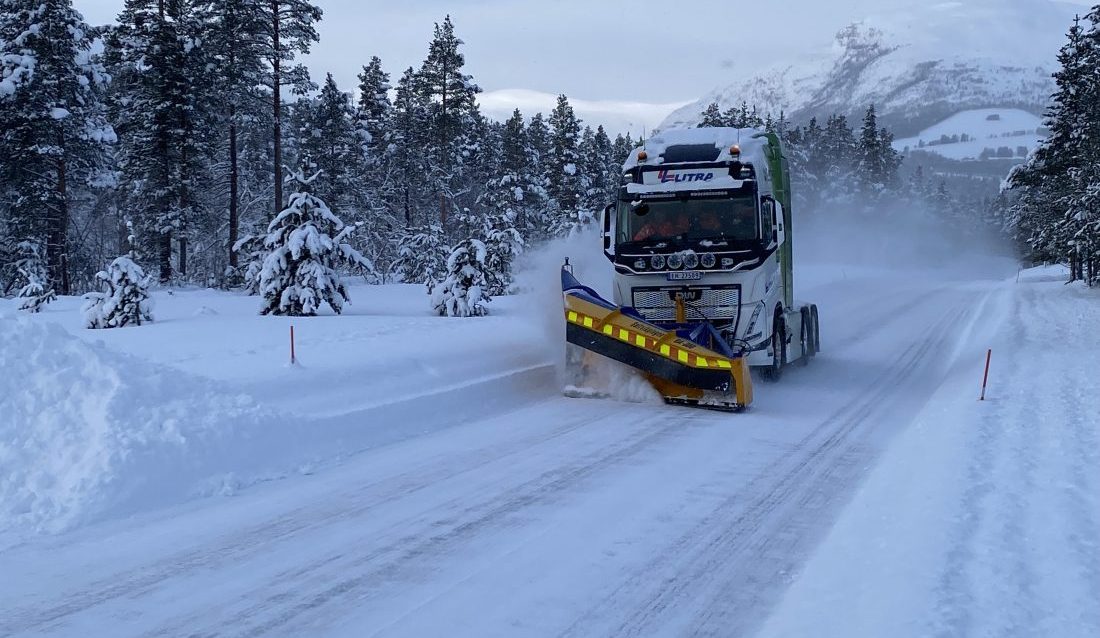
[[799, 307, 812, 365], [811, 305, 820, 355], [760, 318, 786, 382]]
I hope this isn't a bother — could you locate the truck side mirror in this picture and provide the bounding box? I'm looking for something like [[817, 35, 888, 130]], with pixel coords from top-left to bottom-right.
[[774, 201, 786, 247], [602, 204, 615, 260], [761, 197, 778, 246]]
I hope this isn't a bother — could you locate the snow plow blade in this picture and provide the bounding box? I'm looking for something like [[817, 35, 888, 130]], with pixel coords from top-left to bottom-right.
[[562, 265, 753, 411]]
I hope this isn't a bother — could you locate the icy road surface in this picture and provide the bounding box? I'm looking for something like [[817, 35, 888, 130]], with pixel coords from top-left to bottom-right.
[[2, 269, 1094, 637]]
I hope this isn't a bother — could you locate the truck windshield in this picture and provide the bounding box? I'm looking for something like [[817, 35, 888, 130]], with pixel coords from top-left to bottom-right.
[[617, 194, 759, 246]]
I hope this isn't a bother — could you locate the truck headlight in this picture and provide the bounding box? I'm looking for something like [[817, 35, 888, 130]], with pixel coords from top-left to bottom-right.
[[667, 253, 683, 269], [634, 259, 647, 270], [701, 253, 716, 268], [650, 255, 665, 270], [684, 252, 699, 269]]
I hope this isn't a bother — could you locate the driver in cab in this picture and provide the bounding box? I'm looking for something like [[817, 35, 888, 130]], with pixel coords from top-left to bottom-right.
[[633, 209, 753, 241], [632, 210, 690, 241]]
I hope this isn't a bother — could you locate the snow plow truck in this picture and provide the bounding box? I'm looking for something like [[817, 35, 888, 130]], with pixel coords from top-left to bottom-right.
[[562, 127, 820, 411]]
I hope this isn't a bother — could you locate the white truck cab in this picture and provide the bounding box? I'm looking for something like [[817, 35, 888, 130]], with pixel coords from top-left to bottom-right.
[[601, 127, 819, 379]]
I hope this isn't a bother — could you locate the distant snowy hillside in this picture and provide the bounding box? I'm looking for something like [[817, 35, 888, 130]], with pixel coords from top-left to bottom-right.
[[479, 89, 688, 137], [661, 0, 1075, 136], [894, 109, 1046, 161]]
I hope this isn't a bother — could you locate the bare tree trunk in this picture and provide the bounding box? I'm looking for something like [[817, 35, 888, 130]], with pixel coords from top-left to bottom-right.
[[229, 108, 240, 268], [49, 155, 71, 295], [179, 140, 188, 278], [440, 56, 447, 227], [272, 0, 283, 217]]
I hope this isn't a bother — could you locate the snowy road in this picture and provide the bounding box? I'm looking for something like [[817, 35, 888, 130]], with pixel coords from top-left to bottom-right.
[[1, 272, 1012, 637]]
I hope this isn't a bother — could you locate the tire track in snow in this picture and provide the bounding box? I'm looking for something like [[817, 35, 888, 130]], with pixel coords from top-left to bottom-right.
[[0, 402, 620, 636], [558, 300, 973, 638], [218, 413, 697, 638]]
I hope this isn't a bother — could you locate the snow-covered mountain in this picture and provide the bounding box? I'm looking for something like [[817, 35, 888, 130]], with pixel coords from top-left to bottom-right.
[[661, 0, 1079, 136]]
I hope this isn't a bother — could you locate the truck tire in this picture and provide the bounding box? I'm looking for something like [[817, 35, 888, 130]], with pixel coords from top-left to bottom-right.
[[811, 304, 820, 355], [799, 307, 812, 365], [760, 315, 786, 382]]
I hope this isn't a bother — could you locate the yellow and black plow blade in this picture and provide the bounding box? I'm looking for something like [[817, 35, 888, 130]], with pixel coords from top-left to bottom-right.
[[561, 264, 752, 411]]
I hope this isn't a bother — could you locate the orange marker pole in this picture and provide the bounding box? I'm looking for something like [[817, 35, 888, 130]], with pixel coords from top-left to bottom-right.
[[290, 325, 297, 365], [979, 349, 991, 401]]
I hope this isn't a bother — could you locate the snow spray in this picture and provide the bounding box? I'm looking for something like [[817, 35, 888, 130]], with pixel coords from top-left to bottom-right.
[[513, 229, 660, 405]]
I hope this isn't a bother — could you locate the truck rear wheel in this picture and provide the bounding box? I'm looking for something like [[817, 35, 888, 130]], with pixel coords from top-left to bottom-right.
[[799, 307, 812, 365], [811, 305, 820, 355]]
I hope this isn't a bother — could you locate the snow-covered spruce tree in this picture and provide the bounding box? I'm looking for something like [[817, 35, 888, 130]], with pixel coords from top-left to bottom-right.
[[698, 102, 726, 127], [355, 56, 392, 157], [296, 74, 369, 217], [415, 15, 481, 227], [430, 238, 489, 317], [14, 240, 56, 312], [546, 94, 584, 236], [387, 67, 432, 227], [198, 0, 270, 272], [495, 108, 549, 243], [0, 0, 115, 295], [231, 230, 267, 294], [257, 0, 322, 218], [258, 169, 372, 316], [82, 253, 154, 329], [106, 0, 218, 283], [391, 225, 449, 285], [580, 125, 614, 215], [1005, 14, 1098, 274], [856, 104, 902, 197], [473, 177, 525, 296]]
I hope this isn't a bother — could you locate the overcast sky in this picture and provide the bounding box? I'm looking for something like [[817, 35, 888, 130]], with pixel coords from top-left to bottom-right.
[[72, 0, 1092, 133]]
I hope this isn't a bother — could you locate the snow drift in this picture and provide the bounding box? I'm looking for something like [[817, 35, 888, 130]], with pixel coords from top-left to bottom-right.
[[0, 314, 275, 536]]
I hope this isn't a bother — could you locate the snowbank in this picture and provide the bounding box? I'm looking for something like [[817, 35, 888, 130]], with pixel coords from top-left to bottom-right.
[[0, 281, 558, 541], [0, 314, 274, 536]]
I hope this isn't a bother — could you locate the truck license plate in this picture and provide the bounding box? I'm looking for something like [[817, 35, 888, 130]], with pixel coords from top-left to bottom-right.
[[667, 271, 702, 281]]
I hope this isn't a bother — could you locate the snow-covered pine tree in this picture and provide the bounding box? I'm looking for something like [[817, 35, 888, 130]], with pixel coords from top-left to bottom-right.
[[430, 238, 489, 317], [0, 0, 115, 295], [391, 225, 449, 285], [106, 0, 217, 284], [388, 67, 432, 227], [232, 230, 267, 294], [355, 56, 392, 157], [1006, 14, 1097, 274], [475, 175, 525, 296], [495, 109, 549, 244], [547, 95, 588, 237], [526, 112, 551, 178], [856, 104, 901, 196], [415, 15, 480, 228], [723, 101, 764, 129], [258, 169, 372, 316], [698, 102, 726, 127], [296, 74, 366, 215], [14, 240, 56, 312], [581, 125, 614, 215], [199, 0, 269, 272], [82, 253, 154, 329], [609, 133, 634, 199]]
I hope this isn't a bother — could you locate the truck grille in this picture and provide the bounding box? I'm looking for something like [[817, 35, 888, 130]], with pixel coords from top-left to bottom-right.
[[631, 285, 740, 324]]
